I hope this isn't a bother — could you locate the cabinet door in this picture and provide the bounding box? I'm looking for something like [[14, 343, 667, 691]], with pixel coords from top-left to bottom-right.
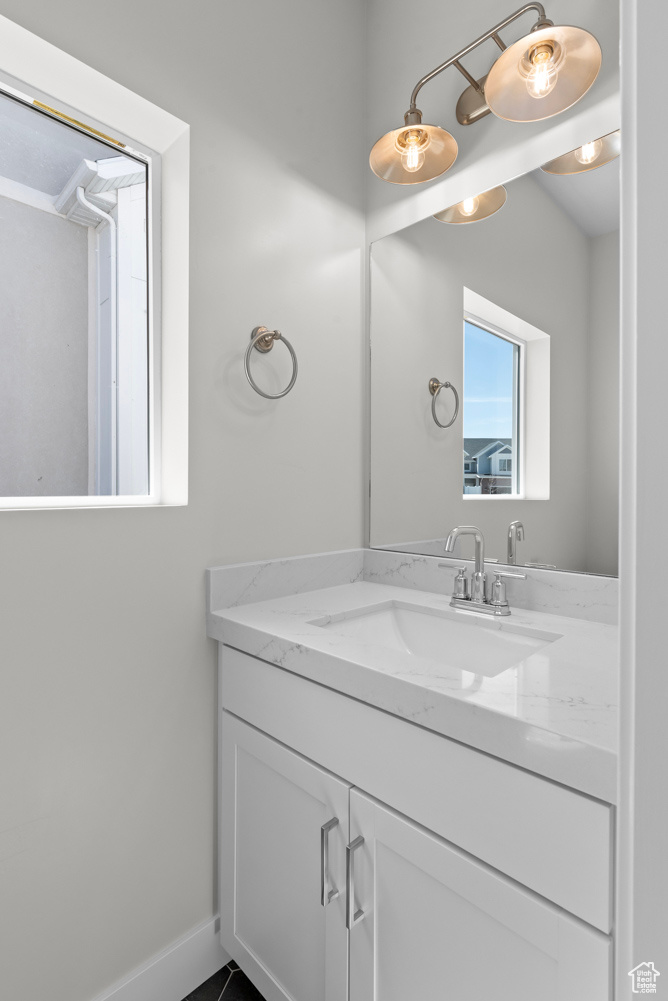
[[348, 789, 611, 1001], [221, 711, 350, 1001]]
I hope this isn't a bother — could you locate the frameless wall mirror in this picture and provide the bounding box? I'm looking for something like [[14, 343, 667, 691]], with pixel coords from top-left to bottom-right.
[[0, 87, 150, 498], [369, 146, 620, 576]]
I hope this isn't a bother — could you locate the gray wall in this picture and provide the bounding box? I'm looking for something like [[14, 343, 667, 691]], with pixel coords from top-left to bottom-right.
[[370, 173, 608, 573], [0, 3, 365, 1000], [0, 196, 88, 495]]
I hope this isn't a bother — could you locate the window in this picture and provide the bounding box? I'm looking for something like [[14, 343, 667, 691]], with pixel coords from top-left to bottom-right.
[[0, 16, 189, 508], [463, 320, 520, 496], [0, 90, 149, 497], [462, 287, 550, 502]]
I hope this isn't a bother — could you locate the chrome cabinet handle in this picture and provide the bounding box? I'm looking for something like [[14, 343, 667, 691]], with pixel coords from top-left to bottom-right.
[[321, 818, 339, 906], [346, 835, 365, 929]]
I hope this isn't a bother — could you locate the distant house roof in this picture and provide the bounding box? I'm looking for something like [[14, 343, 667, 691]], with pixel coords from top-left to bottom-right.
[[491, 446, 512, 456], [463, 438, 512, 459]]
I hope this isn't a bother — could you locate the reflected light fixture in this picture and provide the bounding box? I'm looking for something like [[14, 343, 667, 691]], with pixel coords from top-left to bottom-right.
[[369, 3, 601, 185], [540, 130, 620, 174], [433, 185, 507, 224]]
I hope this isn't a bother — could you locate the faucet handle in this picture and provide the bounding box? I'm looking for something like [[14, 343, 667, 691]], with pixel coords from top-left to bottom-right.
[[452, 567, 469, 599], [489, 569, 527, 610], [437, 564, 469, 599], [490, 569, 526, 608]]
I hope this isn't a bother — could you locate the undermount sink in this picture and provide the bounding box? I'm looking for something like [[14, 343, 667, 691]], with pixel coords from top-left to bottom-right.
[[310, 601, 562, 676]]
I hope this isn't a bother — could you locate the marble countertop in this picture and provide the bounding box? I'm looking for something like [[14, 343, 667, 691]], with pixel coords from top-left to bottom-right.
[[209, 581, 618, 802]]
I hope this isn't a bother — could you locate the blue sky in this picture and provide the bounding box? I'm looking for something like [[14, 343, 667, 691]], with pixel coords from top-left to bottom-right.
[[463, 321, 515, 438]]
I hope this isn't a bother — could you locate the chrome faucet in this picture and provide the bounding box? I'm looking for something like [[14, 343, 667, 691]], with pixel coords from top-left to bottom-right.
[[507, 520, 525, 565], [441, 524, 526, 616], [445, 525, 486, 602]]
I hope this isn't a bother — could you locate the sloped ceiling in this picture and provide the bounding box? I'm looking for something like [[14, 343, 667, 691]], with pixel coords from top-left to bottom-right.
[[532, 156, 619, 237]]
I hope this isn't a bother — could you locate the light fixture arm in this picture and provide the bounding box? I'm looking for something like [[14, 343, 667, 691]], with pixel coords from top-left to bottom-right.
[[407, 2, 551, 114], [452, 60, 486, 97]]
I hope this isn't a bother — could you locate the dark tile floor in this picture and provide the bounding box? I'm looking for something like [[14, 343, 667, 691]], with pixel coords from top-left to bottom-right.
[[182, 960, 267, 1001]]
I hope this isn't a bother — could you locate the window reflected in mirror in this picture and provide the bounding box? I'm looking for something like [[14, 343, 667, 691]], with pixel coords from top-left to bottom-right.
[[0, 89, 149, 497], [463, 320, 520, 496]]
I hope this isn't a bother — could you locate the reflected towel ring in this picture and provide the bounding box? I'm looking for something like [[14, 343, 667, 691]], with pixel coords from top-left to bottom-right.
[[428, 377, 459, 428], [245, 326, 298, 399]]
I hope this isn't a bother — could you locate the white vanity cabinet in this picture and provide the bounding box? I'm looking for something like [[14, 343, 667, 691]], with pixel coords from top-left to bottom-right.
[[219, 647, 613, 1001], [348, 790, 610, 1001], [220, 713, 350, 1001]]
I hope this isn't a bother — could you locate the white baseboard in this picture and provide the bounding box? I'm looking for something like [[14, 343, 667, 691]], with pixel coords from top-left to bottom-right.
[[91, 917, 230, 1001]]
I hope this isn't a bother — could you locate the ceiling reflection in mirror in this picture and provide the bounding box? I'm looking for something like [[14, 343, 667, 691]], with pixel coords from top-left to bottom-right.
[[369, 151, 619, 576]]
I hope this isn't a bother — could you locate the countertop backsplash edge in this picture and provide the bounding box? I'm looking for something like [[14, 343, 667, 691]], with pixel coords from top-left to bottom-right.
[[208, 547, 618, 625]]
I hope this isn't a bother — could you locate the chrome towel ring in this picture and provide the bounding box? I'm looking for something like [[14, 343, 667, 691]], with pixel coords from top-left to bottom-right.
[[428, 376, 459, 428], [245, 326, 298, 399]]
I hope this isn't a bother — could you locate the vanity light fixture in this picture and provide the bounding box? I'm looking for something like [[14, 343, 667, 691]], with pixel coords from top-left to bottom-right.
[[369, 120, 458, 185], [484, 23, 601, 122], [433, 185, 507, 224], [369, 3, 601, 185], [540, 129, 620, 174]]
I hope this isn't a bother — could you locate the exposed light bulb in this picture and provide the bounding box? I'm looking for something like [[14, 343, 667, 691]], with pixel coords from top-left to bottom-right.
[[402, 143, 425, 173], [460, 196, 480, 217], [396, 128, 430, 174], [575, 138, 603, 164], [526, 43, 558, 99]]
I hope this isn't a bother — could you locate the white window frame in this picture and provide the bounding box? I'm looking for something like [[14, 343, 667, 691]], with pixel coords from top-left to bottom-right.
[[0, 14, 189, 509], [463, 287, 550, 502], [463, 317, 522, 496]]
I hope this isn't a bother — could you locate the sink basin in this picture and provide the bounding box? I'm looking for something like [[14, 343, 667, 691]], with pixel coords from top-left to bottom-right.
[[311, 601, 562, 676]]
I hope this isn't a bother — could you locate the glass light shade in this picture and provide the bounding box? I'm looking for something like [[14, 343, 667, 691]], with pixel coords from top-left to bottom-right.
[[433, 185, 507, 224], [541, 130, 620, 174], [484, 25, 601, 123], [370, 123, 458, 184]]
